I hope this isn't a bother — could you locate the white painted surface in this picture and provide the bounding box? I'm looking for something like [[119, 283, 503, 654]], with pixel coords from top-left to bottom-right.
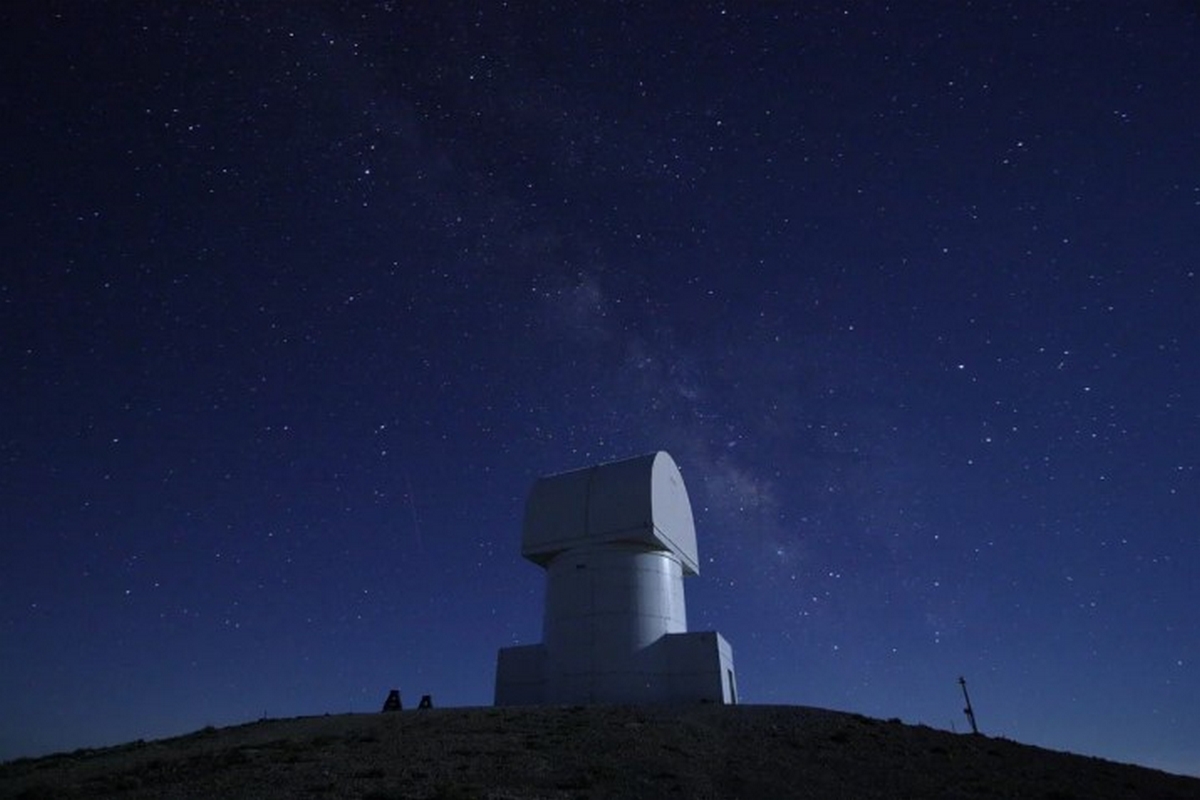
[[495, 451, 734, 706]]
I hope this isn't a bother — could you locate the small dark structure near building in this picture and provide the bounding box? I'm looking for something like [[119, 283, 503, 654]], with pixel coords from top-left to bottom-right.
[[958, 676, 980, 734]]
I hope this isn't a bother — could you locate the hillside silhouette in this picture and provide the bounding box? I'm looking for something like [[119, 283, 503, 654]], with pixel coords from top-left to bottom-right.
[[3, 704, 1196, 799]]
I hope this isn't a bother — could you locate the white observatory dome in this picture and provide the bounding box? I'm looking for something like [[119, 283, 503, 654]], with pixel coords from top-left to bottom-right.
[[495, 451, 736, 706]]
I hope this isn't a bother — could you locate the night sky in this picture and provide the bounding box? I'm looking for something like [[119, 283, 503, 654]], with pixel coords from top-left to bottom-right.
[[2, 1, 1198, 777]]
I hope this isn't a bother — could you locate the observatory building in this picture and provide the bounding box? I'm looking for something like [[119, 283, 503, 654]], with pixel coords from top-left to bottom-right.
[[495, 451, 737, 706]]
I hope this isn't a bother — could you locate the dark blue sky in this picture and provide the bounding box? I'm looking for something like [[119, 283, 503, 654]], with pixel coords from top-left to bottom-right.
[[2, 1, 1198, 776]]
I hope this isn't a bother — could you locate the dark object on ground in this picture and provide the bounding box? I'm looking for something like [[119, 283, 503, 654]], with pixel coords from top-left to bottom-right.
[[418, 694, 433, 709], [380, 689, 401, 713], [2, 705, 1197, 799]]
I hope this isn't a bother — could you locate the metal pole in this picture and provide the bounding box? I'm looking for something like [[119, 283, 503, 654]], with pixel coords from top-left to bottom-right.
[[958, 676, 979, 734]]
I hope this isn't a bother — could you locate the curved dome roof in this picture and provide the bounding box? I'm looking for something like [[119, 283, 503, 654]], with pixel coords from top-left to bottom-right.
[[521, 451, 699, 575]]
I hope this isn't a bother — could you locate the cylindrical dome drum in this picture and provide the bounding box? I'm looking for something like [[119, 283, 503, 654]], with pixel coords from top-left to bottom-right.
[[542, 545, 687, 702]]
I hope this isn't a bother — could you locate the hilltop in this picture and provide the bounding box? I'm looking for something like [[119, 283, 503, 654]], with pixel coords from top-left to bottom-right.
[[2, 704, 1196, 799]]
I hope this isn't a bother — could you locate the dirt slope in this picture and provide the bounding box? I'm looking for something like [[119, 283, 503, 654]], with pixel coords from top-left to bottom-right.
[[2, 704, 1196, 799]]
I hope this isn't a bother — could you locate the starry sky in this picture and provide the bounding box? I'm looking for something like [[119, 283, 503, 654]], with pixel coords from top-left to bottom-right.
[[2, 0, 1198, 777]]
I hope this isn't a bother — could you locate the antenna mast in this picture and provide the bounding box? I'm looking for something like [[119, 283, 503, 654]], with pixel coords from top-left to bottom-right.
[[958, 676, 979, 734]]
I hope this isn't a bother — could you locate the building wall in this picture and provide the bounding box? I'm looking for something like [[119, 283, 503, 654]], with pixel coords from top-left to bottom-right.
[[496, 633, 736, 706], [493, 644, 545, 706], [543, 547, 687, 659]]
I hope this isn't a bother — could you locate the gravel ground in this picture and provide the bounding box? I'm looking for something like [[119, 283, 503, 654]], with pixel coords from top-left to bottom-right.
[[2, 704, 1197, 799]]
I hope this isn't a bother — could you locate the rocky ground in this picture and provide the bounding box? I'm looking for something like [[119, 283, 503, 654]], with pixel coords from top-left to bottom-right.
[[2, 704, 1197, 799]]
